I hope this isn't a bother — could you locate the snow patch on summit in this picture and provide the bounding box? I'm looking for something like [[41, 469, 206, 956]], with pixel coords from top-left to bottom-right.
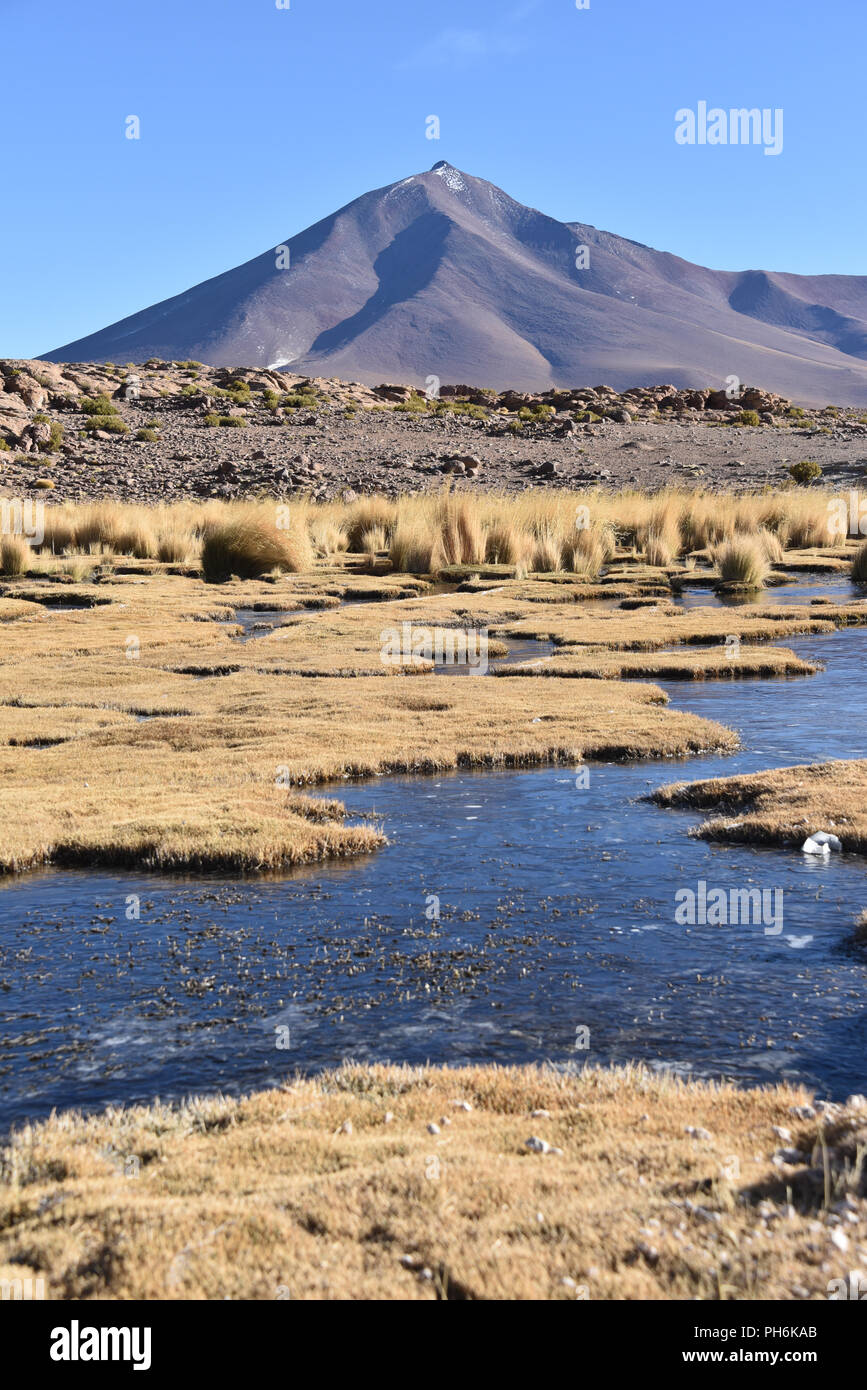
[[433, 164, 466, 192]]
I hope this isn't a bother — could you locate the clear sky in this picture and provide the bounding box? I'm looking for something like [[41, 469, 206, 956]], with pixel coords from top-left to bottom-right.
[[2, 0, 863, 357]]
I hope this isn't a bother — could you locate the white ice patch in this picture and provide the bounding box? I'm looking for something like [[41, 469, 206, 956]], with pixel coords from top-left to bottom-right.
[[385, 177, 417, 200], [434, 164, 466, 192]]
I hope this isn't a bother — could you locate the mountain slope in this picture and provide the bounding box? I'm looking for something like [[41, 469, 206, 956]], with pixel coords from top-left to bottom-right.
[[43, 162, 867, 403]]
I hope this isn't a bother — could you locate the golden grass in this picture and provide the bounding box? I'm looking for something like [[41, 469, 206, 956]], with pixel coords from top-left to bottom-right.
[[484, 519, 533, 567], [436, 494, 486, 566], [653, 759, 867, 854], [388, 515, 440, 574], [2, 1061, 864, 1301], [344, 498, 395, 552], [713, 536, 771, 589], [0, 534, 32, 576], [531, 525, 562, 573], [201, 506, 313, 581], [853, 542, 867, 584], [18, 487, 862, 582], [0, 561, 750, 872], [497, 645, 820, 682], [0, 491, 863, 873]]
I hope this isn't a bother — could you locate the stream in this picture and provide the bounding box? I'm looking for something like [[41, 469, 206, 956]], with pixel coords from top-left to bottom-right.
[[0, 615, 865, 1127]]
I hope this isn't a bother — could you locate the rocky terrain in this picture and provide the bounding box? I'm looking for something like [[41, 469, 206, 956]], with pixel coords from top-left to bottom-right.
[[2, 358, 867, 505]]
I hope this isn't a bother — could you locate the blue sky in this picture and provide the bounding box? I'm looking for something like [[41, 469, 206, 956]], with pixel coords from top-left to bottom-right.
[[2, 0, 863, 356]]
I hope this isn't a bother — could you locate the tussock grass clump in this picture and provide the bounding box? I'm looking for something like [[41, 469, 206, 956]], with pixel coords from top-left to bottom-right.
[[360, 525, 387, 558], [201, 508, 313, 582], [0, 535, 33, 575], [345, 498, 395, 552], [561, 525, 606, 577], [436, 494, 485, 567], [310, 517, 348, 559], [389, 517, 440, 574], [532, 526, 563, 573], [713, 536, 770, 588], [852, 542, 867, 584], [484, 520, 532, 567], [38, 508, 77, 554], [643, 531, 674, 568], [155, 521, 195, 564], [757, 527, 785, 564], [73, 503, 157, 559]]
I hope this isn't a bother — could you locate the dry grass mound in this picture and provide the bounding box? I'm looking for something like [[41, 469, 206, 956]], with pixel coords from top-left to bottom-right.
[[201, 508, 313, 581], [653, 758, 867, 854], [713, 536, 770, 588], [3, 1061, 864, 1301]]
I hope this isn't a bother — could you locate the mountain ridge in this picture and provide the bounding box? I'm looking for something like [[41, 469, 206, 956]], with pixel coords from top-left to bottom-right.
[[42, 162, 867, 404]]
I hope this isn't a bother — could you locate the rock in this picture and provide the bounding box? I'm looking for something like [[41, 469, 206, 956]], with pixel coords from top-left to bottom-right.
[[773, 1148, 806, 1165], [538, 461, 559, 477], [16, 420, 52, 453], [685, 1126, 713, 1141], [338, 1120, 353, 1135], [846, 1094, 867, 1111], [524, 1136, 562, 1154], [802, 833, 839, 855], [427, 1122, 440, 1135], [800, 828, 828, 850], [373, 383, 414, 403]]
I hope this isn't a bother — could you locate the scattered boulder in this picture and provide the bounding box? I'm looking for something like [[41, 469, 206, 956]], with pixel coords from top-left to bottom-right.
[[802, 832, 842, 855]]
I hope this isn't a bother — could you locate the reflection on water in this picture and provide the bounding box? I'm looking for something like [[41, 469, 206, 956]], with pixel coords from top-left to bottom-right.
[[1, 628, 866, 1127], [674, 575, 862, 610]]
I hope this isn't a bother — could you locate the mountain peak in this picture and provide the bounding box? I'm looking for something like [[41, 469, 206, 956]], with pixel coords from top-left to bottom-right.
[[424, 160, 469, 192], [41, 167, 867, 403]]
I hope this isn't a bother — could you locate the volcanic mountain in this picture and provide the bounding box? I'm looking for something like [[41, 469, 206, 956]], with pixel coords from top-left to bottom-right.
[[43, 162, 867, 403]]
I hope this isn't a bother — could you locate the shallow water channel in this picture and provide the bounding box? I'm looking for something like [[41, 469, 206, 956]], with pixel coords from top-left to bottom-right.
[[1, 621, 866, 1127]]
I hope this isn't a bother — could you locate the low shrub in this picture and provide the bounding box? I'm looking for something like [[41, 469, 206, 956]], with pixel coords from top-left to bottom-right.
[[201, 509, 313, 581]]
